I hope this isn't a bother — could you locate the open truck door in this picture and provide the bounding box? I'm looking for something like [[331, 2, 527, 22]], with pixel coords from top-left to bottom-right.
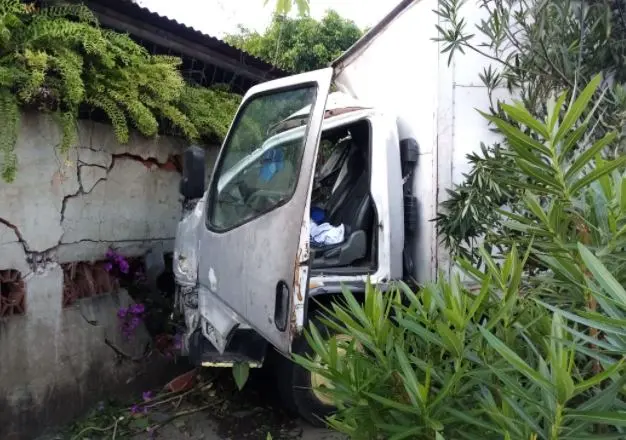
[[195, 68, 333, 354]]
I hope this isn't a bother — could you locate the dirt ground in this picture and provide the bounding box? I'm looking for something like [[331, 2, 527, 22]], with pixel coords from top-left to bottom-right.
[[133, 411, 342, 440], [134, 368, 345, 440], [45, 367, 345, 440]]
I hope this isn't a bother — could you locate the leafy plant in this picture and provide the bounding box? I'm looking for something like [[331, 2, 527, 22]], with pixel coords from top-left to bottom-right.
[[0, 0, 241, 182], [435, 0, 626, 256], [267, 0, 310, 17], [292, 77, 626, 439], [225, 10, 362, 73], [296, 251, 626, 439]]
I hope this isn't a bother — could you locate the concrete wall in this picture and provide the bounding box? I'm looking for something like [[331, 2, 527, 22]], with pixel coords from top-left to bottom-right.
[[0, 113, 216, 439]]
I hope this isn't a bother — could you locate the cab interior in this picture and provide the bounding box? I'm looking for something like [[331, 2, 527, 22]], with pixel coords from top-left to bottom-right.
[[309, 119, 378, 274]]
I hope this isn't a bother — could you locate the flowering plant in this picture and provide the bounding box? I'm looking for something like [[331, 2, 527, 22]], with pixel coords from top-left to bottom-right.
[[117, 303, 145, 340], [105, 248, 130, 274]]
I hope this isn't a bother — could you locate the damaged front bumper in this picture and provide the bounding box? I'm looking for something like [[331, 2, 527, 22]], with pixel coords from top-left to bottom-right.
[[145, 194, 252, 363]]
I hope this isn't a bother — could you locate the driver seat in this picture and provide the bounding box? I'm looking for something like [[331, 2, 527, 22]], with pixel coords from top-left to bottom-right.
[[311, 143, 373, 268]]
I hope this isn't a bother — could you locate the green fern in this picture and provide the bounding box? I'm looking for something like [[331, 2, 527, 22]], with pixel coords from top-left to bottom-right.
[[0, 0, 242, 182], [0, 88, 20, 182]]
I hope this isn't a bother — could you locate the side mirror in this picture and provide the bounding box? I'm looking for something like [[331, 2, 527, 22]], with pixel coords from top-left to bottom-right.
[[179, 145, 206, 200]]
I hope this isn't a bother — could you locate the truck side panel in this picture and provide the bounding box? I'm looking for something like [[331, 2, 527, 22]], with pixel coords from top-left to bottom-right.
[[333, 0, 511, 282], [333, 0, 442, 283]]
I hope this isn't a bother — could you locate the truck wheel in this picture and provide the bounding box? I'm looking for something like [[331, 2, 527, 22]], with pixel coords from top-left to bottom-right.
[[276, 317, 356, 427]]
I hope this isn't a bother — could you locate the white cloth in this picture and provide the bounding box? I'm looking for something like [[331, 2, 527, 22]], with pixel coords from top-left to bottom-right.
[[310, 221, 345, 246]]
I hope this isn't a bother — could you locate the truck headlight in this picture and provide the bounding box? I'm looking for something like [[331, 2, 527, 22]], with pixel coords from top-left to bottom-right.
[[174, 252, 197, 286]]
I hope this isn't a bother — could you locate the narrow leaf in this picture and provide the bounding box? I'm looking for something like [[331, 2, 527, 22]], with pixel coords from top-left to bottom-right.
[[569, 156, 626, 194], [501, 102, 550, 138], [479, 327, 553, 392], [555, 74, 602, 142], [565, 411, 626, 426], [578, 243, 626, 304], [232, 362, 250, 391], [564, 131, 617, 181]]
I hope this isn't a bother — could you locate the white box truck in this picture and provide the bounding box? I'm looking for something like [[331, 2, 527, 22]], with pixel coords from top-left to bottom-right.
[[146, 0, 501, 424]]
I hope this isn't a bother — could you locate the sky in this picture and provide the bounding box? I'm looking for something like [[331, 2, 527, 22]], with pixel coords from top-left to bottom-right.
[[136, 0, 398, 38]]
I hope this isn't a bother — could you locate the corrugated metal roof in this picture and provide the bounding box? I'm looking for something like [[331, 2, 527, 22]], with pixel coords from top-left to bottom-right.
[[86, 0, 290, 82]]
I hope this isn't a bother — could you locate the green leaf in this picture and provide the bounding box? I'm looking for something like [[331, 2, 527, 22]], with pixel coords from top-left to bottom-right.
[[523, 192, 551, 226], [578, 243, 626, 305], [555, 74, 602, 142], [548, 91, 568, 134], [129, 417, 150, 430], [395, 345, 423, 407], [565, 411, 626, 426], [232, 362, 250, 391], [569, 156, 626, 194], [364, 391, 421, 414], [436, 322, 463, 358], [466, 275, 491, 324], [538, 301, 626, 337], [479, 327, 553, 392], [573, 358, 625, 396], [619, 177, 626, 213], [516, 158, 563, 190], [501, 102, 551, 138], [564, 131, 617, 181], [483, 113, 552, 157], [558, 123, 588, 161]]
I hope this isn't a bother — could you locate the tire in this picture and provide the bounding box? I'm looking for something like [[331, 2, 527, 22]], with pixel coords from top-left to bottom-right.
[[275, 317, 338, 427]]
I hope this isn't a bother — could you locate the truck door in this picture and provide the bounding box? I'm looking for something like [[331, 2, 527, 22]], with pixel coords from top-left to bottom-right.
[[196, 68, 333, 353]]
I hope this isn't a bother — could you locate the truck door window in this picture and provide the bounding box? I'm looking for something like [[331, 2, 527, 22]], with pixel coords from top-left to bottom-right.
[[207, 86, 317, 231]]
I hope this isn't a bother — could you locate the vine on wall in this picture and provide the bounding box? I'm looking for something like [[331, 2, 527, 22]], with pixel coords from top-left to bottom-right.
[[0, 0, 242, 182]]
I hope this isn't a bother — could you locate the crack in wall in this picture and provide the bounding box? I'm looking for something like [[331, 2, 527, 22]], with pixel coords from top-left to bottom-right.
[[112, 153, 182, 173], [3, 145, 182, 273], [62, 237, 175, 245], [0, 217, 30, 255]]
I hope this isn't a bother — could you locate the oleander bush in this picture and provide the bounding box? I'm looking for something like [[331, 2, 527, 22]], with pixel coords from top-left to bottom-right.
[[294, 75, 626, 439]]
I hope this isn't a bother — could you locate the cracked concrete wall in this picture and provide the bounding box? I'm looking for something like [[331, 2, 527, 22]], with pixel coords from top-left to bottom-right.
[[0, 113, 200, 270], [0, 112, 218, 439]]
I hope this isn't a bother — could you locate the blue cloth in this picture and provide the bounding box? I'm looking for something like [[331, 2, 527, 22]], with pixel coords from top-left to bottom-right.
[[259, 148, 285, 182], [310, 206, 325, 224]]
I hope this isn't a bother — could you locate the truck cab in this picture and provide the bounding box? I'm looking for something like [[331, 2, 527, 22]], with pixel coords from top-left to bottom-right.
[[159, 68, 419, 422], [146, 0, 475, 424]]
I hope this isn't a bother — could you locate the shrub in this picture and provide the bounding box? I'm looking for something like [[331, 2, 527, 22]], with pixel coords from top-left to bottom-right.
[[293, 76, 626, 439], [0, 0, 241, 182]]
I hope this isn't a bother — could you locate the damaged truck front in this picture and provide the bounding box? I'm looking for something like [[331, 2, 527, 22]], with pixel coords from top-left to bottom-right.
[[145, 0, 492, 427]]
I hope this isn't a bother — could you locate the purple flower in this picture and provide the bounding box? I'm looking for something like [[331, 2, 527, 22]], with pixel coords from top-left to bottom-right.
[[130, 303, 145, 315], [142, 391, 153, 402], [117, 307, 128, 318], [104, 262, 113, 272], [119, 262, 129, 274], [131, 316, 141, 328], [130, 404, 141, 414], [173, 334, 182, 350], [106, 249, 115, 259]]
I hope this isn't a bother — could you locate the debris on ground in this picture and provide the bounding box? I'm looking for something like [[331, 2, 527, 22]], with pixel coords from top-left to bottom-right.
[[57, 368, 342, 440]]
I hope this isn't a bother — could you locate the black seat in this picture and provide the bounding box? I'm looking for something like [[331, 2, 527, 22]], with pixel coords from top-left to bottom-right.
[[311, 144, 373, 268]]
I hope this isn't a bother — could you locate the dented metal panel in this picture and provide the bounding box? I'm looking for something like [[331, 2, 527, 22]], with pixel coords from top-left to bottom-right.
[[194, 68, 333, 355]]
